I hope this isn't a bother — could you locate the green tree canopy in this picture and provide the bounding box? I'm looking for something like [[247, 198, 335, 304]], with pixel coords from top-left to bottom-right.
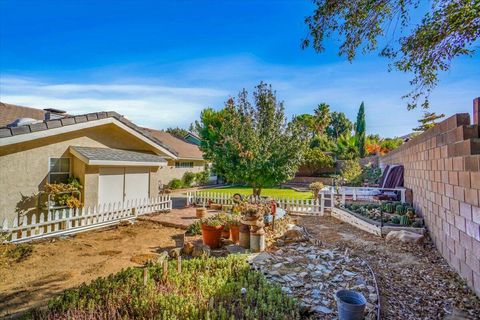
[[335, 134, 359, 160], [326, 111, 353, 140], [413, 111, 445, 131], [196, 82, 307, 195], [303, 0, 480, 109], [355, 102, 366, 158], [166, 127, 189, 139], [312, 103, 331, 134]]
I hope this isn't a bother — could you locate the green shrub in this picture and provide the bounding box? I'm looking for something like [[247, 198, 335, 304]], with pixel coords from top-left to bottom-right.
[[186, 220, 202, 235], [3, 243, 32, 262], [195, 170, 210, 185], [340, 159, 362, 186], [168, 178, 183, 189], [182, 172, 196, 187], [33, 255, 300, 319]]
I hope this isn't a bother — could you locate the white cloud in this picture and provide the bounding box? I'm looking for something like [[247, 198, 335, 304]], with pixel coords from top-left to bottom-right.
[[1, 55, 478, 136]]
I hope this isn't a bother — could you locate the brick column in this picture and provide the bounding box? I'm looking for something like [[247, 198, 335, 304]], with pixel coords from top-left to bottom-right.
[[474, 97, 480, 125]]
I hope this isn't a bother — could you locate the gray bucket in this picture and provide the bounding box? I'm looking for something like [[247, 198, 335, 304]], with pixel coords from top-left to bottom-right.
[[335, 289, 367, 320]]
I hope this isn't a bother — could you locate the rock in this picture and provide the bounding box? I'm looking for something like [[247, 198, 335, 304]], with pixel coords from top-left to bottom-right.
[[192, 243, 211, 257], [169, 247, 182, 258], [386, 230, 424, 243], [248, 252, 273, 264], [367, 285, 376, 293], [182, 242, 194, 255], [369, 293, 378, 303], [225, 244, 246, 254], [342, 270, 356, 277], [283, 229, 305, 240], [313, 306, 333, 314]]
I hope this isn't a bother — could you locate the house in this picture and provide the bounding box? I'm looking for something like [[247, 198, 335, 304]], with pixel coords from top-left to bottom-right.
[[0, 102, 207, 223], [183, 131, 201, 146], [141, 128, 206, 185]]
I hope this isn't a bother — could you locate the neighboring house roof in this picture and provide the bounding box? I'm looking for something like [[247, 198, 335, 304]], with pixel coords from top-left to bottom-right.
[[0, 102, 46, 127], [184, 131, 201, 145], [142, 128, 204, 160], [70, 146, 167, 166], [0, 103, 178, 159]]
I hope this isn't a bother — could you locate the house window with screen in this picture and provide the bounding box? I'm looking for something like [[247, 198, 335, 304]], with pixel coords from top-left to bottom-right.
[[175, 161, 194, 168], [49, 158, 71, 183]]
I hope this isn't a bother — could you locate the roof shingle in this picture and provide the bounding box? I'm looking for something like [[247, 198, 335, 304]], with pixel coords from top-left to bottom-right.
[[70, 146, 166, 164]]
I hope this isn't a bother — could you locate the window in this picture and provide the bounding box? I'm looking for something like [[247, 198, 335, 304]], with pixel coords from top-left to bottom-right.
[[49, 158, 71, 183], [175, 161, 194, 168]]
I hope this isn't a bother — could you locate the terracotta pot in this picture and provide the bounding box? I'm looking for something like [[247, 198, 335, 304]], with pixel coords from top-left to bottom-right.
[[230, 224, 240, 244], [196, 208, 207, 219], [201, 224, 224, 249], [211, 203, 223, 210], [222, 228, 230, 239]]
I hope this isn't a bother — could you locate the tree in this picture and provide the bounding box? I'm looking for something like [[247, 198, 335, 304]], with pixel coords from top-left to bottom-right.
[[196, 82, 307, 196], [302, 0, 480, 109], [335, 134, 359, 160], [355, 102, 366, 158], [326, 111, 353, 140], [301, 147, 334, 176], [312, 103, 331, 134], [413, 111, 445, 131], [292, 113, 316, 138], [166, 127, 189, 139]]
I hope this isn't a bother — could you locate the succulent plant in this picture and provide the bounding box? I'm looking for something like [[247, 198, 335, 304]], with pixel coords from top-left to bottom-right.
[[384, 202, 394, 213], [396, 205, 406, 215], [399, 215, 410, 225]]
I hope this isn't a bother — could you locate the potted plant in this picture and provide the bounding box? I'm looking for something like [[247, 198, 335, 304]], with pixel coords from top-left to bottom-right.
[[229, 216, 241, 244], [201, 217, 224, 249]]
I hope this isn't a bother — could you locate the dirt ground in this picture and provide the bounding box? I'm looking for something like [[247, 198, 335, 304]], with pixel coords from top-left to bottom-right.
[[0, 221, 187, 317], [298, 215, 480, 320]]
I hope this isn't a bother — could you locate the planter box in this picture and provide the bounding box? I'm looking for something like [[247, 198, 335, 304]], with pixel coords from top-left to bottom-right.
[[331, 207, 425, 237]]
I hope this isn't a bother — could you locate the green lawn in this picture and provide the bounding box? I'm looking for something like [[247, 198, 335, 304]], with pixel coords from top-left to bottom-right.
[[198, 186, 312, 199]]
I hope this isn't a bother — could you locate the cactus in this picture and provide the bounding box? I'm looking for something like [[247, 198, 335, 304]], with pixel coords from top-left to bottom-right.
[[395, 204, 406, 215], [399, 215, 410, 225], [390, 215, 401, 224], [384, 202, 394, 213]]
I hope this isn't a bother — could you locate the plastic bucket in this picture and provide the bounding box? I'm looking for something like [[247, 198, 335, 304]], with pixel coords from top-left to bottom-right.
[[335, 289, 366, 320]]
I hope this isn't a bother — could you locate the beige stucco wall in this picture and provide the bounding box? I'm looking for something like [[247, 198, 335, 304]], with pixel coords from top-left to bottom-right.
[[0, 123, 171, 222], [156, 160, 205, 188]]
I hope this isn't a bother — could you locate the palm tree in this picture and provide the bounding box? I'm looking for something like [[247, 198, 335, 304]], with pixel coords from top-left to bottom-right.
[[335, 134, 359, 160]]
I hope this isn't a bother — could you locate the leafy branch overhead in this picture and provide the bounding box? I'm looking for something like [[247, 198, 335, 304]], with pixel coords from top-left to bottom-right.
[[303, 0, 480, 109]]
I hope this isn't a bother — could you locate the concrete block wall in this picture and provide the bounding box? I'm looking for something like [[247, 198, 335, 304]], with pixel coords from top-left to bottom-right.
[[381, 98, 480, 296]]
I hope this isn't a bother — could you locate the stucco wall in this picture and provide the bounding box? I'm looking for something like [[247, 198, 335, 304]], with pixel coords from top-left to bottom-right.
[[156, 160, 205, 188], [380, 112, 480, 296], [0, 123, 169, 222]]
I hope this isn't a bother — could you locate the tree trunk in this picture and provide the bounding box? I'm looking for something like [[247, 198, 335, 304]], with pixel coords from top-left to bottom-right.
[[252, 187, 262, 196]]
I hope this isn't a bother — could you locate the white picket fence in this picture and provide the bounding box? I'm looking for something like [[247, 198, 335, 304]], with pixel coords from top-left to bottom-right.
[[186, 191, 334, 215], [1, 196, 171, 243]]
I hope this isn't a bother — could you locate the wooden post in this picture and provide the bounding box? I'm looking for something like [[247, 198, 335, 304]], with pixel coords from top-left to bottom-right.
[[143, 267, 148, 285], [177, 255, 182, 273]]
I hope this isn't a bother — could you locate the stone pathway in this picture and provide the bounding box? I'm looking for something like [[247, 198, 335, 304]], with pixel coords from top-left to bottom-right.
[[140, 207, 218, 229]]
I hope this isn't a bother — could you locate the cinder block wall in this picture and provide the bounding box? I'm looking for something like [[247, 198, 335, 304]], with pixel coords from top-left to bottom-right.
[[381, 98, 480, 296]]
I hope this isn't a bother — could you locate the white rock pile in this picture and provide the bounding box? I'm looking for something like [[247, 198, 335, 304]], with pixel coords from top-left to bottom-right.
[[249, 229, 378, 319]]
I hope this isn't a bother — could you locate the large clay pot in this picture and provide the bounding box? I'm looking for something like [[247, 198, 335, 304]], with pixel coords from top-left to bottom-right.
[[196, 208, 207, 219], [201, 224, 224, 249], [230, 224, 240, 244]]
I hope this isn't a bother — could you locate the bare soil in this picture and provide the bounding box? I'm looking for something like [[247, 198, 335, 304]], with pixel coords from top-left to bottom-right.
[[298, 215, 480, 320], [0, 221, 187, 317]]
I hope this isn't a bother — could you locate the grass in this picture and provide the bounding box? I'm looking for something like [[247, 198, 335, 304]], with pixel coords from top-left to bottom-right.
[[30, 255, 301, 320], [199, 186, 312, 200]]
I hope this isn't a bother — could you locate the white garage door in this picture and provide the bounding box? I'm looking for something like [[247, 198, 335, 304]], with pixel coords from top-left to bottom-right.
[[98, 167, 150, 205], [98, 167, 125, 205], [124, 168, 150, 202]]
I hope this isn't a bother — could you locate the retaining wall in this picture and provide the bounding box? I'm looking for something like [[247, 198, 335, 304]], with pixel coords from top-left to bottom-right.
[[380, 98, 480, 295]]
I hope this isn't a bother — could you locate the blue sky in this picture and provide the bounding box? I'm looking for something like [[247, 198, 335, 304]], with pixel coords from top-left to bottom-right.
[[1, 0, 479, 137]]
